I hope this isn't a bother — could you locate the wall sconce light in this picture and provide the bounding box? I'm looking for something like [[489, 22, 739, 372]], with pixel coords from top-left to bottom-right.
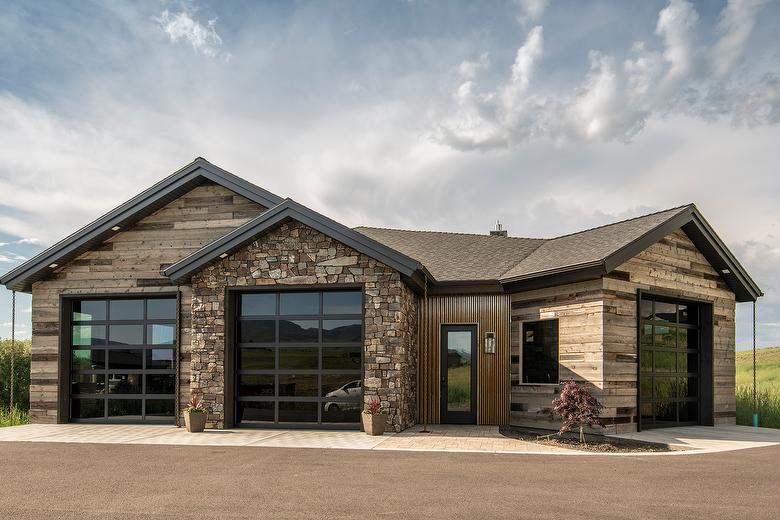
[[485, 332, 496, 354]]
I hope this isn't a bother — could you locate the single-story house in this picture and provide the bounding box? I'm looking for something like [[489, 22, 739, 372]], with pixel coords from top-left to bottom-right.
[[1, 158, 761, 433]]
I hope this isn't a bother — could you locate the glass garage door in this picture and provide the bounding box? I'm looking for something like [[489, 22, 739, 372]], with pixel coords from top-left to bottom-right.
[[235, 290, 363, 427], [69, 297, 177, 423], [639, 295, 700, 428]]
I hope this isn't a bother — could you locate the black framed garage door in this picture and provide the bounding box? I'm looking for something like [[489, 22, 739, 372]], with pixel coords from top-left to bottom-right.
[[638, 294, 702, 429], [234, 289, 363, 428], [66, 296, 177, 423]]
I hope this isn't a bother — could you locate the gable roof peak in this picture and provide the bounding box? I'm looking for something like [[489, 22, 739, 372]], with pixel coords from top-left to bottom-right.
[[0, 158, 284, 292]]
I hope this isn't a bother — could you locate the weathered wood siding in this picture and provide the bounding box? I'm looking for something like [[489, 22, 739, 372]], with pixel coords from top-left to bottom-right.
[[604, 229, 737, 429], [419, 294, 510, 425], [510, 280, 605, 430], [510, 229, 737, 434], [28, 183, 266, 423]]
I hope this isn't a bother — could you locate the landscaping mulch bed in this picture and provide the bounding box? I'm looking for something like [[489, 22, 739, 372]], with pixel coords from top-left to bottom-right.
[[499, 427, 675, 453]]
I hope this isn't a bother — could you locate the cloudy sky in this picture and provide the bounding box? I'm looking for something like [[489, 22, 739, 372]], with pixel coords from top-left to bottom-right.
[[0, 0, 778, 348]]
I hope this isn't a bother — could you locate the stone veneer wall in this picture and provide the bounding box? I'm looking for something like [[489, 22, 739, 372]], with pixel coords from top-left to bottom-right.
[[189, 220, 418, 431]]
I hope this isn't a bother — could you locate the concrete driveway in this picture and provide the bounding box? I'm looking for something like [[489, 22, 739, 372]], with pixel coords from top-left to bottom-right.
[[1, 440, 778, 519]]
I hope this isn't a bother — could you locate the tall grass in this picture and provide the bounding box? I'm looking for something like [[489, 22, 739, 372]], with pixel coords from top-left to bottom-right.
[[0, 338, 31, 414], [0, 406, 28, 427], [735, 347, 780, 429], [736, 386, 780, 429]]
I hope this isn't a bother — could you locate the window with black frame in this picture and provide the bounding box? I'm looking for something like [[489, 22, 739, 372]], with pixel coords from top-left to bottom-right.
[[521, 320, 559, 384], [236, 290, 363, 426], [69, 297, 177, 422]]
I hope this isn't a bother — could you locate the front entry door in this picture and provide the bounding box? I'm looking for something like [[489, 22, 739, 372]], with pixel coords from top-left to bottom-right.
[[440, 325, 477, 424]]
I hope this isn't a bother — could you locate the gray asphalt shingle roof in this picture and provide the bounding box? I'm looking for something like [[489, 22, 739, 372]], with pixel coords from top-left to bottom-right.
[[354, 227, 545, 282], [355, 205, 693, 283]]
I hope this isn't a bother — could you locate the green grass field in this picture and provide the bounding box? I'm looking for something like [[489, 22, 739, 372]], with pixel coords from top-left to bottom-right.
[[735, 347, 780, 428]]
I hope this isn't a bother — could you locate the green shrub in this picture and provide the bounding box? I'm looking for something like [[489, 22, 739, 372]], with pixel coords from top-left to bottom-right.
[[0, 338, 31, 412]]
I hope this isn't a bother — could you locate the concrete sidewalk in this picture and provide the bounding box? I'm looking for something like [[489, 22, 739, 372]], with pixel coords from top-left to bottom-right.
[[609, 424, 780, 453]]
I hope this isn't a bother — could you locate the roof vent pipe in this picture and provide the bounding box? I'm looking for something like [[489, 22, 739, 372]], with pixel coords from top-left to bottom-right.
[[490, 220, 508, 237]]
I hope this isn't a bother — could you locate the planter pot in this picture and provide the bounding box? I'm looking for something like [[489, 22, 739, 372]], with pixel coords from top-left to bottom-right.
[[362, 413, 387, 436], [184, 411, 207, 433]]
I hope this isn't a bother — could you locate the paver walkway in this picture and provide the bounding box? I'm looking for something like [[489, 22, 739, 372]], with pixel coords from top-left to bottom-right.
[[0, 423, 569, 454], [1, 423, 777, 455]]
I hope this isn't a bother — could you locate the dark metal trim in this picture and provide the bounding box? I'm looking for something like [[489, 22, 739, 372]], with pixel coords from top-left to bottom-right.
[[227, 286, 366, 429], [440, 324, 478, 424], [427, 280, 505, 295], [636, 290, 715, 431], [501, 265, 606, 293], [0, 158, 283, 293], [162, 199, 427, 285], [60, 292, 180, 423]]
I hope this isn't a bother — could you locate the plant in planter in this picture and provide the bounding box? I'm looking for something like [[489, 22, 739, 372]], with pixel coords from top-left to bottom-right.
[[183, 394, 208, 433], [550, 380, 604, 445], [361, 396, 387, 436]]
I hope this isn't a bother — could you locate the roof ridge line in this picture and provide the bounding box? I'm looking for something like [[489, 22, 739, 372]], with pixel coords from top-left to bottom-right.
[[546, 204, 694, 241], [354, 225, 546, 241]]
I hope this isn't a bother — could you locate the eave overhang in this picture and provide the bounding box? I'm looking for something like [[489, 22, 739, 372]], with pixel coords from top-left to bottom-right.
[[0, 158, 283, 293]]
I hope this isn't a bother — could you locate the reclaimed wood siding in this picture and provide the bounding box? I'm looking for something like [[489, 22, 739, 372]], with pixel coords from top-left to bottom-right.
[[509, 280, 606, 431], [604, 229, 737, 429], [28, 183, 266, 423], [419, 294, 510, 425]]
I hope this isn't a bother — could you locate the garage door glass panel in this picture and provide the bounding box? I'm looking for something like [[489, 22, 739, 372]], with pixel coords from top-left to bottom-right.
[[109, 324, 144, 345], [109, 350, 143, 370], [72, 398, 104, 419], [72, 374, 105, 395], [146, 399, 175, 417], [72, 325, 106, 346], [279, 320, 319, 342], [279, 292, 319, 315], [235, 290, 362, 427], [148, 324, 175, 345], [68, 297, 176, 423], [109, 300, 144, 320], [239, 320, 275, 343], [279, 402, 318, 422], [108, 374, 142, 394], [279, 375, 319, 397], [108, 399, 142, 419], [146, 374, 175, 395], [322, 320, 361, 342], [241, 293, 277, 316], [239, 375, 274, 396], [239, 348, 274, 370], [323, 292, 362, 315], [279, 347, 318, 369], [73, 300, 106, 321], [72, 349, 105, 370], [147, 349, 175, 369], [322, 347, 361, 370], [146, 299, 176, 320], [639, 295, 701, 428], [238, 402, 274, 423]]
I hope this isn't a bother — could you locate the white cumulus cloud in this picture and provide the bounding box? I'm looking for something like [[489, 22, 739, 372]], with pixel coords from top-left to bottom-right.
[[435, 0, 777, 150], [155, 6, 230, 60]]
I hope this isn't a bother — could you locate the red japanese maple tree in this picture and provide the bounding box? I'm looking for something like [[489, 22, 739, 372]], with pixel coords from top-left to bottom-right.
[[551, 380, 604, 444]]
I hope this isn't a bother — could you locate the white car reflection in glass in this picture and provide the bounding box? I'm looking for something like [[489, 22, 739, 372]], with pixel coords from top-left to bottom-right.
[[323, 380, 362, 411]]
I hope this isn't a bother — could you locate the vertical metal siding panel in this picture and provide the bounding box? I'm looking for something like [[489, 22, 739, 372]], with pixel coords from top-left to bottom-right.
[[417, 293, 509, 426]]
